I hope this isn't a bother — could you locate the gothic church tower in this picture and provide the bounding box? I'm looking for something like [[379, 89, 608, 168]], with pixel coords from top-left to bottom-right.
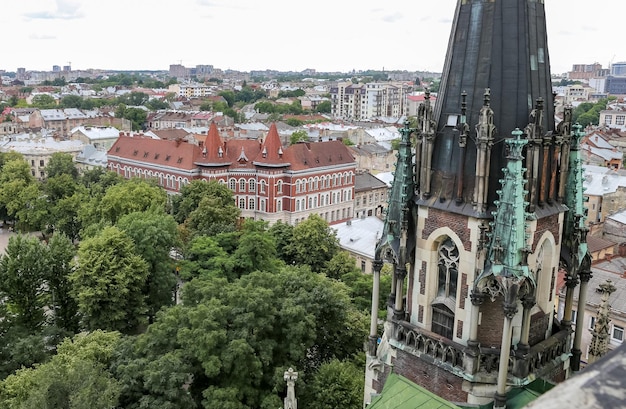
[[365, 1, 591, 407]]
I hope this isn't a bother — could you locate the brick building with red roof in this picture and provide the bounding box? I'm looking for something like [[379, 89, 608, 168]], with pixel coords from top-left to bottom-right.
[[107, 123, 356, 225]]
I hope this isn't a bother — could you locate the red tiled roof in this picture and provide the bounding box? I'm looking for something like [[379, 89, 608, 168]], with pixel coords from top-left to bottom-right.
[[254, 123, 288, 167], [151, 128, 190, 140], [109, 123, 356, 173], [108, 135, 200, 171], [283, 140, 355, 171], [195, 122, 230, 166]]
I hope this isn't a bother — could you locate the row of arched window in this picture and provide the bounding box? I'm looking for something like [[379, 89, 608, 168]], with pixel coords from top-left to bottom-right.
[[227, 178, 285, 194], [295, 172, 354, 194], [110, 163, 189, 190]]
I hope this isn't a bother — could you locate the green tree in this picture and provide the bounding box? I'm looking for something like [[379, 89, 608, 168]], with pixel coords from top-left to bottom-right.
[[289, 214, 339, 273], [268, 220, 295, 264], [301, 359, 364, 409], [0, 158, 36, 226], [45, 152, 79, 179], [289, 129, 308, 145], [30, 94, 56, 108], [231, 220, 281, 279], [315, 100, 331, 113], [172, 180, 234, 224], [116, 210, 179, 320], [97, 178, 167, 225], [286, 118, 304, 127], [0, 330, 121, 409], [181, 235, 234, 280], [183, 194, 240, 240], [0, 235, 47, 330], [45, 232, 80, 332], [219, 90, 235, 107], [113, 266, 367, 408], [59, 94, 84, 109], [70, 226, 150, 333]]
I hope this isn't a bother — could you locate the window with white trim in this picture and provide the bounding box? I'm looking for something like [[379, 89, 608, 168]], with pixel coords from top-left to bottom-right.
[[612, 325, 624, 342]]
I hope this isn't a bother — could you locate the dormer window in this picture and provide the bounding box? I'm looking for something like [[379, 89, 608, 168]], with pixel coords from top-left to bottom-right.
[[133, 150, 138, 156], [262, 146, 267, 158], [218, 146, 223, 158]]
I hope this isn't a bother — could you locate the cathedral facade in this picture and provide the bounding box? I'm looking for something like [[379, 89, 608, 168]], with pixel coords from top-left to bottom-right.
[[365, 1, 591, 407]]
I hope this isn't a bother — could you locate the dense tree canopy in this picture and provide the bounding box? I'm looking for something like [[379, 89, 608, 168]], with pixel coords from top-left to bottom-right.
[[70, 226, 150, 333]]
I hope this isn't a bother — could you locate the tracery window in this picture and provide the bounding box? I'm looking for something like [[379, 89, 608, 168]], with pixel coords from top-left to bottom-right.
[[432, 237, 459, 339], [437, 237, 459, 299]]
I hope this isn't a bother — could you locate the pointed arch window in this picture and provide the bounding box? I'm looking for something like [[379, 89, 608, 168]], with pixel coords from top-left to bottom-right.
[[432, 237, 459, 339], [437, 237, 459, 299]]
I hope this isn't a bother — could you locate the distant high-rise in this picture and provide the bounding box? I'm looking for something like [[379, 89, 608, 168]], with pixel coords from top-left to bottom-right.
[[52, 65, 61, 72], [365, 1, 591, 408]]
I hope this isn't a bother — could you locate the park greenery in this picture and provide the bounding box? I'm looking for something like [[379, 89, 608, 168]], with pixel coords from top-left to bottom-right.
[[0, 153, 391, 408]]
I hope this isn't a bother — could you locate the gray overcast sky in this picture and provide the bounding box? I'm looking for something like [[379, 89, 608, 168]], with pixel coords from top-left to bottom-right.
[[1, 0, 621, 74]]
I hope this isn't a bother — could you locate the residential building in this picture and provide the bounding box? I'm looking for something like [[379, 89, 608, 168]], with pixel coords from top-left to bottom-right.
[[107, 123, 356, 226], [606, 76, 626, 95], [599, 104, 626, 132], [0, 133, 84, 179], [604, 210, 626, 244], [330, 81, 412, 120], [70, 126, 120, 150], [406, 93, 437, 117], [349, 143, 396, 174], [353, 171, 389, 219], [568, 63, 608, 81], [581, 131, 623, 169], [333, 216, 383, 273], [558, 257, 626, 368], [582, 165, 626, 230]]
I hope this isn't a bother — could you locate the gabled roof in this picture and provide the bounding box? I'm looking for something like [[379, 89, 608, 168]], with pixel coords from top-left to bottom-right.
[[253, 123, 288, 168], [282, 140, 355, 171], [194, 122, 230, 167], [108, 135, 200, 171], [355, 172, 389, 192]]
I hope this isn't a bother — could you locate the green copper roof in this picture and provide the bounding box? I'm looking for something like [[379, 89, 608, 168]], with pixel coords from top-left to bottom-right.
[[368, 374, 462, 409], [563, 123, 589, 272], [486, 129, 533, 281], [375, 120, 416, 264]]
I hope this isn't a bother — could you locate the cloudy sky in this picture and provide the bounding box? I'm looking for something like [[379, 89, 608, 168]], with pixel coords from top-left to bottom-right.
[[1, 0, 620, 74]]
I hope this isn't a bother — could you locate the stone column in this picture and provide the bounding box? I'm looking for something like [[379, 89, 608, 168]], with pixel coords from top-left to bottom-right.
[[513, 296, 535, 378], [368, 259, 383, 356], [494, 301, 518, 409], [465, 289, 485, 375], [561, 275, 579, 327], [284, 368, 298, 409], [518, 296, 536, 354], [393, 266, 407, 320], [571, 268, 592, 371]]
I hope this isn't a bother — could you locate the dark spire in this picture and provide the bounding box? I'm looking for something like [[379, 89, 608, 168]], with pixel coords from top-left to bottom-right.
[[421, 0, 555, 212]]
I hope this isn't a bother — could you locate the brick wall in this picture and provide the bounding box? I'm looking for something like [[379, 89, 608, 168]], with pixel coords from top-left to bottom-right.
[[422, 208, 472, 251], [532, 213, 561, 251], [528, 310, 550, 346], [393, 349, 469, 403], [477, 297, 505, 348]]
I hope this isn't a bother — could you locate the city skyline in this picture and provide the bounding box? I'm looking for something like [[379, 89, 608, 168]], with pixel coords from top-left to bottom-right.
[[2, 0, 621, 75]]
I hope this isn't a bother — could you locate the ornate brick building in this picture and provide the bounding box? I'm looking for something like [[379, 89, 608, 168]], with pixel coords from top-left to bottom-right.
[[365, 1, 591, 408], [107, 123, 356, 225]]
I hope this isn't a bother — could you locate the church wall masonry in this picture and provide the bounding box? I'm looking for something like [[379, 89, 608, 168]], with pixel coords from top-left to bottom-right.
[[393, 349, 468, 403]]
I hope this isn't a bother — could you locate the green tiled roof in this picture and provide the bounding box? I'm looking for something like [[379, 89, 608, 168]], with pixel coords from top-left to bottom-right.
[[368, 373, 462, 409]]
